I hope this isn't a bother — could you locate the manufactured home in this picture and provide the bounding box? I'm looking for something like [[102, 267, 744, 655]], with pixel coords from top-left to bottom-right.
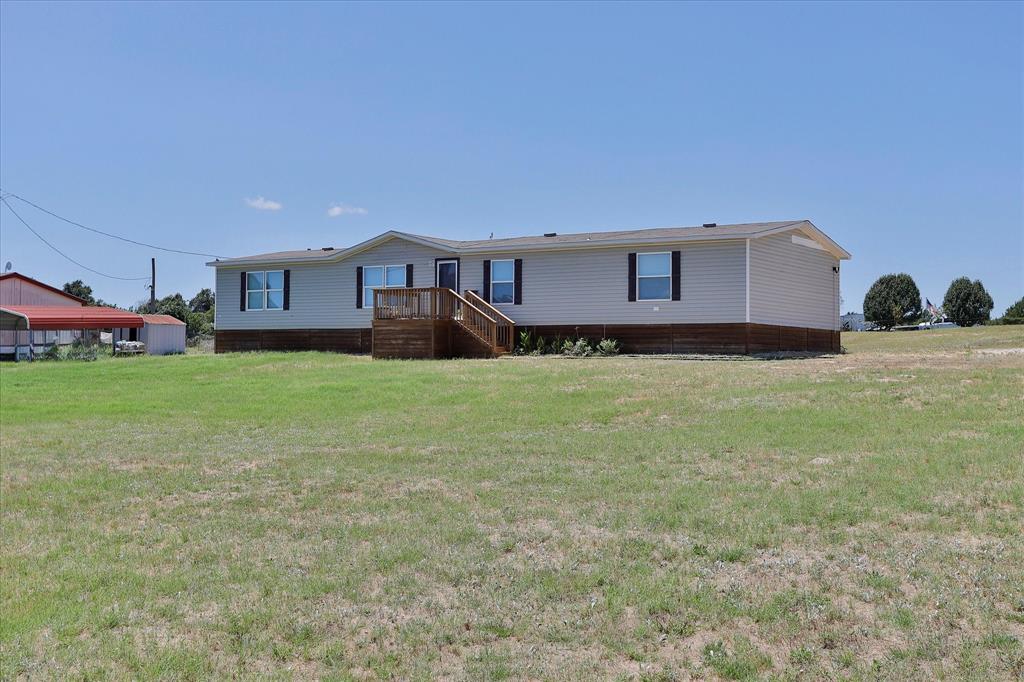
[[208, 220, 850, 358]]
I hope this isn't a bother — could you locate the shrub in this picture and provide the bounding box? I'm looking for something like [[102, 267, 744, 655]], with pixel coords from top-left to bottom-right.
[[186, 310, 214, 339], [515, 330, 553, 355], [596, 338, 620, 356], [38, 339, 100, 361], [561, 338, 593, 357], [996, 297, 1024, 325], [1005, 297, 1024, 319], [863, 273, 922, 329], [942, 277, 993, 327]]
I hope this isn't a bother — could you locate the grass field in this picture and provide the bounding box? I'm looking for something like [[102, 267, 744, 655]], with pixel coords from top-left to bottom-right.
[[2, 327, 1022, 680]]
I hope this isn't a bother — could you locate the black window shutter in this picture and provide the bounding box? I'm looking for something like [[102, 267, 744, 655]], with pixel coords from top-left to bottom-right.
[[671, 251, 681, 301], [406, 263, 414, 287], [240, 271, 247, 311], [283, 269, 291, 310], [482, 260, 491, 302], [355, 266, 363, 309], [513, 258, 523, 305], [627, 253, 637, 302]]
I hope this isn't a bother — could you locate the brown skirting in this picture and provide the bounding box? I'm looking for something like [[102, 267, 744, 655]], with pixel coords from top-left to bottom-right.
[[370, 319, 497, 359], [215, 328, 372, 354], [216, 323, 840, 356], [518, 323, 840, 354], [371, 319, 452, 359]]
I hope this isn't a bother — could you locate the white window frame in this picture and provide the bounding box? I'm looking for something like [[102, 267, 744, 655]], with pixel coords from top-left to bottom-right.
[[490, 259, 515, 306], [246, 270, 284, 311], [636, 252, 672, 302], [363, 264, 407, 308]]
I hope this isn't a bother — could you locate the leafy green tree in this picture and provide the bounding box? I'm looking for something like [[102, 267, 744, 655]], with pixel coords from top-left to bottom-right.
[[863, 273, 922, 329], [1003, 297, 1024, 320], [186, 310, 214, 339], [62, 279, 96, 305], [155, 293, 190, 323], [942, 277, 993, 327], [189, 288, 215, 313]]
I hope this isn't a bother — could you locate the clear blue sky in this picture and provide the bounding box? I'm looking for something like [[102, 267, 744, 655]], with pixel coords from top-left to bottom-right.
[[1, 1, 1021, 313]]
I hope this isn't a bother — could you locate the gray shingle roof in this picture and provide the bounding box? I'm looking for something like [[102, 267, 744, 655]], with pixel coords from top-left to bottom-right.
[[209, 220, 849, 266], [407, 220, 801, 249]]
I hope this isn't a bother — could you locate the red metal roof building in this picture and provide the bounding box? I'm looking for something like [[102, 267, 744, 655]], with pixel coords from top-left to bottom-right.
[[0, 305, 144, 330], [0, 272, 143, 360]]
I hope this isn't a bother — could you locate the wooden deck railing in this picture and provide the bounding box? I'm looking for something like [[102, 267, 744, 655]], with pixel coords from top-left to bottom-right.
[[373, 287, 515, 353], [464, 290, 515, 352]]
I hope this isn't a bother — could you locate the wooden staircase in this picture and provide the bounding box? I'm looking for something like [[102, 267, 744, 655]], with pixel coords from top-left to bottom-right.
[[372, 287, 514, 359]]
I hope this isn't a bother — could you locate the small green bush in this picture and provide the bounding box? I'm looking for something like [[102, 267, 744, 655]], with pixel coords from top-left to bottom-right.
[[37, 340, 100, 362], [596, 338, 620, 356], [517, 332, 620, 356], [515, 330, 555, 355], [561, 338, 593, 357]]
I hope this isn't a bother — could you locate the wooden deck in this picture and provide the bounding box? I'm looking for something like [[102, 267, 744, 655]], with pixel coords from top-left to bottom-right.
[[371, 287, 514, 359]]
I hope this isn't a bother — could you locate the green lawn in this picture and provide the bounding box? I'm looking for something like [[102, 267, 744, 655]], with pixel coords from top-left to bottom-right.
[[2, 327, 1022, 680]]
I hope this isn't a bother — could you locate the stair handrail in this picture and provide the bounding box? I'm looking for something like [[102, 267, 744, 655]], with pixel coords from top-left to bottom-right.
[[374, 287, 508, 352], [444, 289, 499, 349], [445, 289, 497, 324], [464, 290, 515, 325], [463, 290, 515, 351]]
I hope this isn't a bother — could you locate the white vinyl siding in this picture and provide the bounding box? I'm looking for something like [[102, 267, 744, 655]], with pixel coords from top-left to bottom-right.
[[459, 241, 745, 325], [215, 239, 449, 330], [214, 237, 750, 329], [749, 230, 839, 330]]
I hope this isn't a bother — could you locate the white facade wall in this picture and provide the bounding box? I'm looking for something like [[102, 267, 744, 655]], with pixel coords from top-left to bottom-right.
[[749, 231, 840, 330], [215, 237, 748, 330], [213, 231, 840, 332]]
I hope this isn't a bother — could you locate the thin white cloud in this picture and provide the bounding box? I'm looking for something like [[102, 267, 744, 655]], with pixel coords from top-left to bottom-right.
[[245, 196, 283, 211], [327, 203, 368, 218]]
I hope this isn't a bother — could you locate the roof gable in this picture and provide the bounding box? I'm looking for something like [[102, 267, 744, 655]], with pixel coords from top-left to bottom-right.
[[0, 272, 88, 304]]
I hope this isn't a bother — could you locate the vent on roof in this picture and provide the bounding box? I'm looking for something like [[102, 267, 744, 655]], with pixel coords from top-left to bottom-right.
[[702, 223, 717, 228], [543, 232, 557, 237], [321, 247, 334, 251]]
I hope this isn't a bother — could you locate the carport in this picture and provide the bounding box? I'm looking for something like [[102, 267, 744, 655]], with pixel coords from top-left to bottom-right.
[[0, 305, 144, 360]]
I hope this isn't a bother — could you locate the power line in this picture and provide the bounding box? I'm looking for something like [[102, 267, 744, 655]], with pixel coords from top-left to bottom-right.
[[0, 189, 229, 259], [1, 197, 151, 281]]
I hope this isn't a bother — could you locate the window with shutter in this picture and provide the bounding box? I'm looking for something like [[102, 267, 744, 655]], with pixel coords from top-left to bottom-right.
[[490, 260, 514, 304]]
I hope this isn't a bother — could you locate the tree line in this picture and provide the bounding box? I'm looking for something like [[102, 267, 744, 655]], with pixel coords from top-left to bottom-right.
[[863, 273, 1021, 329], [61, 279, 215, 339]]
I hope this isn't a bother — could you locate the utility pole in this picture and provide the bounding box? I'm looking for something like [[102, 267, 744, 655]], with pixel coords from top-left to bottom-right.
[[150, 257, 156, 312]]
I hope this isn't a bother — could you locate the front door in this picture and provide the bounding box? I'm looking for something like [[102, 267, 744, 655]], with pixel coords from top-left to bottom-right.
[[436, 260, 458, 291]]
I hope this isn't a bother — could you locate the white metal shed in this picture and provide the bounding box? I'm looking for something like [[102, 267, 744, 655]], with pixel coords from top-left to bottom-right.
[[115, 314, 186, 355]]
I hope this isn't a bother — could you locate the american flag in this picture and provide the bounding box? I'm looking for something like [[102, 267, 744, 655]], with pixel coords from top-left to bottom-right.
[[926, 298, 942, 318]]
